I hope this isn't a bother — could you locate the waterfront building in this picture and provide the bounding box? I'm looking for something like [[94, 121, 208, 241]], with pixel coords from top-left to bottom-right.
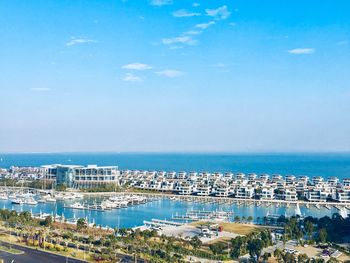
[[336, 186, 350, 202], [235, 185, 254, 199], [259, 187, 275, 200], [305, 187, 329, 202], [248, 173, 257, 181], [284, 188, 298, 201], [196, 183, 211, 196], [327, 177, 339, 186], [312, 176, 324, 186], [43, 164, 119, 188], [235, 173, 245, 180], [166, 171, 176, 179], [285, 175, 296, 185], [215, 183, 232, 197], [176, 171, 187, 180], [178, 182, 194, 195], [343, 179, 350, 187], [259, 174, 270, 181]]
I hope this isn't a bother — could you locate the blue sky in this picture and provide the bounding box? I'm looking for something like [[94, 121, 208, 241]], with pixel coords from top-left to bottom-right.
[[0, 0, 349, 152]]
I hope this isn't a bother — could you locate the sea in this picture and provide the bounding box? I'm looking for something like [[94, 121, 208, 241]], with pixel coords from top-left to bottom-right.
[[0, 153, 349, 228], [0, 152, 350, 178]]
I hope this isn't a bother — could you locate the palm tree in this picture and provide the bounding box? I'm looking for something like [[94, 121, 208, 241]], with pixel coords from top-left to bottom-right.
[[257, 216, 261, 224], [234, 215, 241, 223], [247, 216, 254, 224]]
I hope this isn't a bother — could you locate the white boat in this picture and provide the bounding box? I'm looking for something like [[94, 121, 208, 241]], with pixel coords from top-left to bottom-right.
[[46, 197, 56, 202], [340, 207, 348, 219], [295, 203, 302, 217], [25, 197, 38, 205], [11, 198, 24, 205], [70, 202, 85, 210], [0, 193, 8, 200], [8, 193, 17, 199]]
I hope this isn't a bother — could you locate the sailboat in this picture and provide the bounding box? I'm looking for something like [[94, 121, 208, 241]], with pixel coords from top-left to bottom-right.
[[339, 207, 348, 219], [294, 203, 302, 217]]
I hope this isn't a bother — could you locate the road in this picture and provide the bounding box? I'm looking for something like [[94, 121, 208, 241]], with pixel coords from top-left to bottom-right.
[[0, 242, 144, 263], [0, 243, 86, 263]]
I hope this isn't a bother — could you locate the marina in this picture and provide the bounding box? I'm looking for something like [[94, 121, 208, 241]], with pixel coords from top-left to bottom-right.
[[0, 188, 346, 229]]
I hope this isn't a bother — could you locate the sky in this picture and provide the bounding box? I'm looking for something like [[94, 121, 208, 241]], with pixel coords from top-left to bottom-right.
[[0, 0, 349, 153]]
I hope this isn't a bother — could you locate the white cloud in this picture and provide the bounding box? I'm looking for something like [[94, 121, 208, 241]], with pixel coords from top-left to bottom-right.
[[156, 70, 184, 77], [150, 0, 172, 6], [193, 2, 200, 7], [205, 5, 231, 20], [184, 30, 201, 35], [162, 36, 197, 45], [122, 73, 143, 82], [172, 9, 201, 17], [212, 63, 228, 68], [288, 48, 315, 55], [337, 40, 349, 46], [195, 21, 215, 29], [122, 63, 152, 70], [30, 87, 52, 92], [66, 38, 96, 47]]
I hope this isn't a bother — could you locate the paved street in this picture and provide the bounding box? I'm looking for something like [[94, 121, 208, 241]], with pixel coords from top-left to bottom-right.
[[0, 243, 86, 263], [0, 242, 144, 263]]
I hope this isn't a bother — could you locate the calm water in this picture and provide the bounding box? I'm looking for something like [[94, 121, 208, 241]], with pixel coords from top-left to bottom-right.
[[0, 198, 340, 229], [0, 153, 350, 178]]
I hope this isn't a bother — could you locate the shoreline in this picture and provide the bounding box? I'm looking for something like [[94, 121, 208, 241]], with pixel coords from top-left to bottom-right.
[[83, 191, 350, 206], [2, 186, 350, 206]]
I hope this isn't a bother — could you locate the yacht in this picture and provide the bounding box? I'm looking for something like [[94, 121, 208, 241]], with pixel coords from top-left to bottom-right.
[[11, 198, 24, 205], [45, 196, 57, 203], [0, 193, 8, 200], [25, 197, 38, 205], [8, 193, 17, 199], [70, 202, 85, 210]]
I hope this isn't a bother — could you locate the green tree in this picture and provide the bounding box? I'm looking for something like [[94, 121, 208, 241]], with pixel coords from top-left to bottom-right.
[[209, 242, 226, 255], [76, 218, 87, 231], [247, 239, 264, 262], [298, 253, 308, 263], [318, 228, 327, 244], [43, 216, 53, 227], [234, 216, 241, 223], [189, 236, 202, 250], [305, 221, 314, 241]]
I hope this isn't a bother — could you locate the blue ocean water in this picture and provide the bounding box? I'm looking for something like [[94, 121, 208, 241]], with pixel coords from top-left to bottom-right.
[[0, 153, 349, 178]]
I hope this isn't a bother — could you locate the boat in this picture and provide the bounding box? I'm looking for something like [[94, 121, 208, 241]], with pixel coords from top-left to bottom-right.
[[46, 197, 56, 202], [69, 202, 85, 210], [8, 193, 17, 199], [340, 207, 348, 219], [25, 197, 38, 205], [295, 203, 302, 217], [11, 198, 24, 205], [0, 193, 8, 200]]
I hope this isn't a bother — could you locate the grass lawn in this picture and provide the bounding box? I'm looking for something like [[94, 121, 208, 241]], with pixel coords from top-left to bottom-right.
[[190, 221, 260, 235]]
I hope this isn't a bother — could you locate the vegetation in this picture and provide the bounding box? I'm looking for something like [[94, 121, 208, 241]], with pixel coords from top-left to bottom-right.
[[276, 213, 350, 244], [1, 207, 349, 262], [230, 229, 272, 260]]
